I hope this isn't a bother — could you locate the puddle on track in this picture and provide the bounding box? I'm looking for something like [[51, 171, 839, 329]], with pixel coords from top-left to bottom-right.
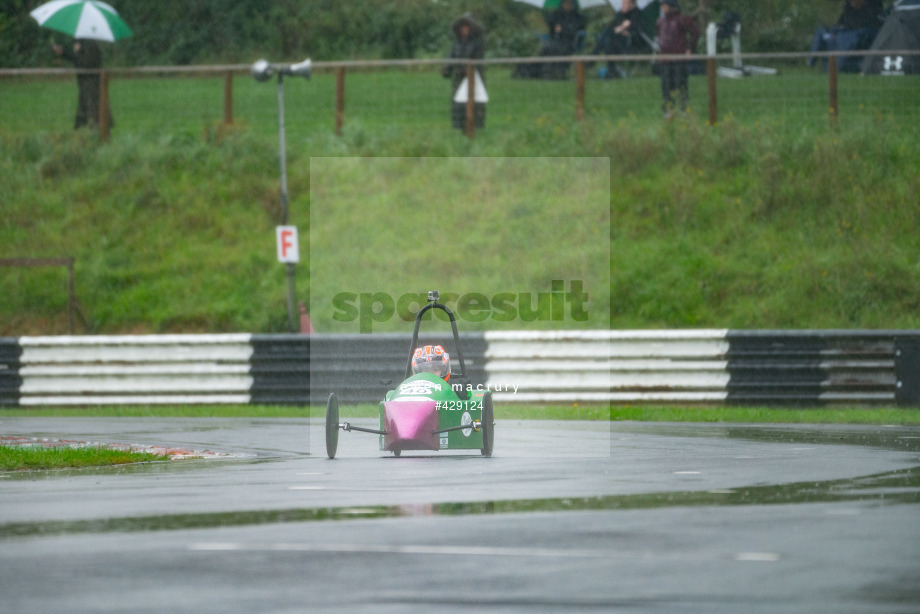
[[3, 424, 918, 538], [2, 464, 918, 540], [610, 423, 920, 454]]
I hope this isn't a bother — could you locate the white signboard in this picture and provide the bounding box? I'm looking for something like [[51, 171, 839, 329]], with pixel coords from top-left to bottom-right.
[[276, 226, 299, 263], [453, 71, 489, 103]]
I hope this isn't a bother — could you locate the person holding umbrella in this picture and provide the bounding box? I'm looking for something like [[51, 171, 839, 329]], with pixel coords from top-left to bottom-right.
[[52, 38, 111, 130], [30, 0, 132, 130]]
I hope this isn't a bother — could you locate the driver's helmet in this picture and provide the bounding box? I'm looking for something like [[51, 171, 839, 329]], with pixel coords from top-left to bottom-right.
[[411, 345, 451, 381]]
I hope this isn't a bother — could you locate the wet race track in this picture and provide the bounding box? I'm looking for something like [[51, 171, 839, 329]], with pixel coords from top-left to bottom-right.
[[1, 417, 919, 613]]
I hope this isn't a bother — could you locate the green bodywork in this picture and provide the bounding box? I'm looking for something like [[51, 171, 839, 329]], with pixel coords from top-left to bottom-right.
[[380, 373, 486, 451]]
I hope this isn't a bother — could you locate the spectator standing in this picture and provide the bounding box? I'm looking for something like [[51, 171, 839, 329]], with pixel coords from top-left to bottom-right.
[[655, 0, 699, 118], [442, 12, 486, 130], [52, 39, 112, 130]]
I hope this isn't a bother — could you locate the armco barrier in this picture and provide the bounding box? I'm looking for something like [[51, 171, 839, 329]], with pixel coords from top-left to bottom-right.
[[1, 331, 918, 407], [725, 330, 920, 406], [0, 337, 23, 407], [484, 330, 728, 403], [0, 333, 485, 407], [8, 334, 255, 406]]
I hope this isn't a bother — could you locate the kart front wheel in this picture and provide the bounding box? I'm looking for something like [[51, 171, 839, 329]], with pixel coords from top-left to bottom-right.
[[325, 392, 339, 459], [481, 391, 494, 457]]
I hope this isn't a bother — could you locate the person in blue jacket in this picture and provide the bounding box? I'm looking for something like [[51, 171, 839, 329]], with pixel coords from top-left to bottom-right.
[[808, 0, 884, 72]]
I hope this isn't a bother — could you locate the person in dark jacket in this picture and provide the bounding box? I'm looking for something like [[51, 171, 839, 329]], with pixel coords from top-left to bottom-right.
[[442, 13, 486, 130], [544, 0, 587, 56], [593, 0, 648, 78], [53, 39, 113, 130], [808, 0, 884, 72], [655, 0, 700, 117], [539, 0, 587, 79]]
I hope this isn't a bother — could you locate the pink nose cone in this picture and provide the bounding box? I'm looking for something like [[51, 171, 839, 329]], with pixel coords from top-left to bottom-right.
[[383, 400, 440, 452]]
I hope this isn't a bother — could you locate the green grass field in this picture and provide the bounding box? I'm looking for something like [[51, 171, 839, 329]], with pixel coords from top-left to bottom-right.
[[1, 65, 919, 334]]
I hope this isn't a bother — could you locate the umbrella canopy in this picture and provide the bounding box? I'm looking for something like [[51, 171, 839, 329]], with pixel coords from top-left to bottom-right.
[[608, 0, 657, 9], [514, 0, 657, 10], [514, 0, 612, 9], [30, 0, 132, 42]]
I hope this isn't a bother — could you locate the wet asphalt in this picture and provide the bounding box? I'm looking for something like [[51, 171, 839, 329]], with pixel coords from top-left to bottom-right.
[[1, 417, 918, 613]]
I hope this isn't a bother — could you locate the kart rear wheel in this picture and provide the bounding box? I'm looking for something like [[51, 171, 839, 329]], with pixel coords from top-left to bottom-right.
[[325, 392, 339, 459], [481, 390, 494, 457]]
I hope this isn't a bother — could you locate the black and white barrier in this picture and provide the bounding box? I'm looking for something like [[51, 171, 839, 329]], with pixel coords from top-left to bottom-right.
[[2, 335, 259, 406], [1, 331, 918, 407]]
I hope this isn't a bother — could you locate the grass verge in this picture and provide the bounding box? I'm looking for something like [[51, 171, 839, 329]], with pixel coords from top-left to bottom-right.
[[2, 405, 918, 424], [0, 445, 165, 471]]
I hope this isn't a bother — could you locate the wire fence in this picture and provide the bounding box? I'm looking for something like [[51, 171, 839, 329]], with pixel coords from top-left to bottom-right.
[[1, 50, 918, 140], [0, 258, 84, 334]]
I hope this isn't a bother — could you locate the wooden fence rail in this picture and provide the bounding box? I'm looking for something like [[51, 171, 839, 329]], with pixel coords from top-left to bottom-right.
[[2, 49, 916, 140]]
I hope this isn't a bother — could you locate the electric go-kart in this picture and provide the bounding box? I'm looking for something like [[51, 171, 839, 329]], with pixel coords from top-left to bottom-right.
[[325, 290, 494, 459]]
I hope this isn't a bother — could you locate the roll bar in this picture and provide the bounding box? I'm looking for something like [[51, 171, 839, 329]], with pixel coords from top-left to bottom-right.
[[404, 290, 471, 392]]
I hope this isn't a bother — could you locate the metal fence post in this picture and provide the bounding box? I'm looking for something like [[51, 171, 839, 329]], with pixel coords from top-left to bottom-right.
[[66, 258, 75, 334]]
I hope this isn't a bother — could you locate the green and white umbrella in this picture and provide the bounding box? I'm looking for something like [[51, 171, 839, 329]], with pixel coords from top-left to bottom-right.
[[30, 0, 132, 42], [514, 0, 611, 8], [514, 0, 656, 8]]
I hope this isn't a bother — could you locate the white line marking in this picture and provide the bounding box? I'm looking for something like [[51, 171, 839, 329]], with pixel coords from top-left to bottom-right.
[[289, 486, 402, 491], [735, 552, 781, 562], [189, 543, 612, 558], [189, 543, 763, 563]]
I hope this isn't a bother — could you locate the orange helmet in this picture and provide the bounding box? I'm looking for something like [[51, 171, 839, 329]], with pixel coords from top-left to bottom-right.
[[411, 345, 451, 381]]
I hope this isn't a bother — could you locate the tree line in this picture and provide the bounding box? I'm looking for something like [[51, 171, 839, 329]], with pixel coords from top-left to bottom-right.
[[2, 0, 849, 68]]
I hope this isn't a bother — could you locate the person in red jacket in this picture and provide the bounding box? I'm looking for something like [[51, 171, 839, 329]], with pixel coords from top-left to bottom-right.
[[655, 0, 700, 118]]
